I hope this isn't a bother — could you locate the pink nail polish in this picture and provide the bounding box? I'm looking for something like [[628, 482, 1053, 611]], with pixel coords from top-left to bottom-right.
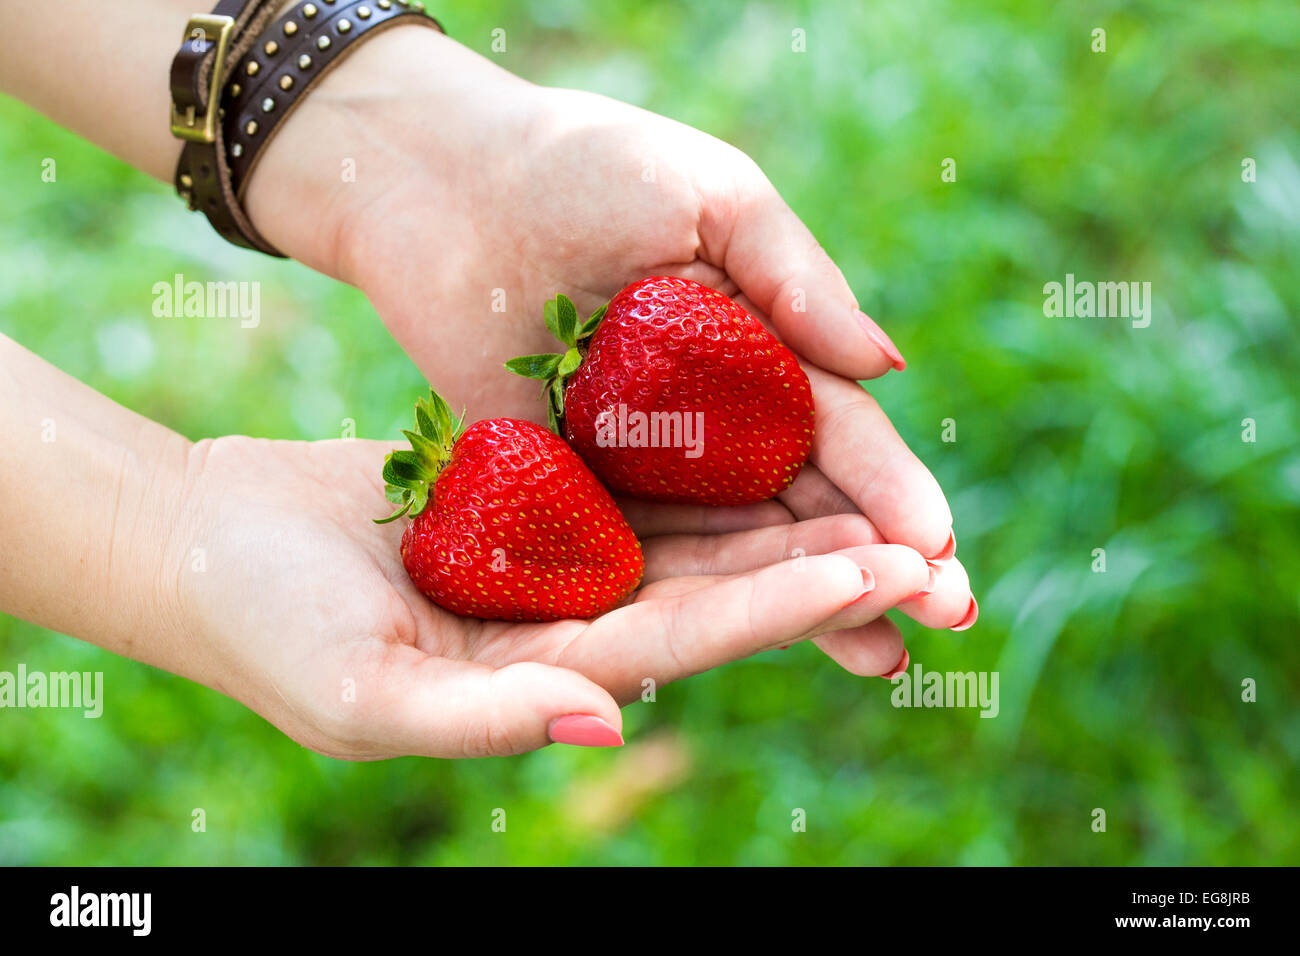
[[950, 596, 979, 632], [881, 648, 909, 680], [854, 309, 906, 372], [548, 715, 624, 748], [929, 531, 956, 562]]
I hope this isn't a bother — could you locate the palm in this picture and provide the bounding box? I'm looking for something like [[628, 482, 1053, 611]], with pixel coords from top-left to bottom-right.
[[347, 88, 974, 638], [177, 436, 930, 758]]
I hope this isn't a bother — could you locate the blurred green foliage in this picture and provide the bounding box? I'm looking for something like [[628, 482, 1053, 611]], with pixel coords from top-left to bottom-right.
[[2, 0, 1298, 865]]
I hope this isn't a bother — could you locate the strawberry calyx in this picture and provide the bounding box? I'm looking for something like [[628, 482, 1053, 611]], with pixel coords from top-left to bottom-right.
[[374, 388, 466, 524], [504, 292, 607, 433]]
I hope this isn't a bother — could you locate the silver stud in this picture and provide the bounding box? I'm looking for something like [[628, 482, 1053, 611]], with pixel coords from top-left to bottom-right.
[[302, 3, 318, 17], [357, 5, 372, 18], [316, 35, 331, 50], [245, 120, 259, 135], [338, 18, 352, 33], [261, 97, 275, 112], [230, 83, 241, 97], [245, 60, 260, 76], [264, 40, 278, 55], [378, 0, 391, 7], [218, 107, 225, 119], [279, 75, 293, 91], [231, 143, 243, 158], [297, 53, 312, 68], [283, 20, 298, 36], [411, 1, 424, 10], [179, 173, 194, 188]]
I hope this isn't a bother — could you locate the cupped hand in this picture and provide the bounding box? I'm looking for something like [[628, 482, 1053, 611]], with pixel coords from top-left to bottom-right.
[[243, 27, 977, 676], [168, 437, 931, 759]]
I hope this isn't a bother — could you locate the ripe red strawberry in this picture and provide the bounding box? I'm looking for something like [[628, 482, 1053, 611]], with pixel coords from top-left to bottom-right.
[[507, 276, 814, 505], [376, 389, 644, 622]]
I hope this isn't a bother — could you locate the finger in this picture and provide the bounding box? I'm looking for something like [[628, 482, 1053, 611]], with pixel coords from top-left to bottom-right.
[[713, 173, 905, 380], [778, 462, 863, 520], [561, 553, 872, 696], [804, 364, 955, 559], [637, 541, 924, 617], [351, 646, 624, 758], [641, 513, 884, 582], [898, 556, 979, 631], [795, 544, 930, 637], [617, 495, 792, 538], [814, 617, 908, 677]]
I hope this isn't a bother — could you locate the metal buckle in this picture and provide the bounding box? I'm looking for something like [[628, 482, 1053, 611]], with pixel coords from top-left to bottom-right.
[[169, 14, 236, 143]]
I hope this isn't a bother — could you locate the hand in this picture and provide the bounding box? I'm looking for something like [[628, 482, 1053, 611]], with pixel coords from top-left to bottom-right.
[[169, 436, 933, 758], [245, 27, 978, 652]]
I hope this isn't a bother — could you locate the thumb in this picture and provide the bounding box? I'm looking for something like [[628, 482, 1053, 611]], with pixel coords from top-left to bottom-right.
[[716, 172, 905, 380], [359, 649, 624, 758]]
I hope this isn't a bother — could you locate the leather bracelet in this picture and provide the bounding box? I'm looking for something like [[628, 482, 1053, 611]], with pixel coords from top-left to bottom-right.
[[169, 0, 443, 257]]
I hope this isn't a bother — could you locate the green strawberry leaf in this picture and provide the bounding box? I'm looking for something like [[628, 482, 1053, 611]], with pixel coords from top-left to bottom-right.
[[375, 386, 462, 524], [414, 401, 437, 441], [506, 292, 611, 432], [374, 500, 412, 524], [403, 428, 443, 465], [578, 302, 607, 340], [543, 297, 561, 342], [554, 294, 579, 345], [557, 347, 583, 377], [505, 353, 563, 379]]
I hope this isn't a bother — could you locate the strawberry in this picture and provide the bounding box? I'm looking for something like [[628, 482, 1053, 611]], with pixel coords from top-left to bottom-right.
[[376, 389, 644, 622], [507, 276, 815, 505]]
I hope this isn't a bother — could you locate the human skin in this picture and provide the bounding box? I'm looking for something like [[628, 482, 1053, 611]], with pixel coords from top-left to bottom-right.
[[0, 334, 932, 757], [0, 3, 977, 756]]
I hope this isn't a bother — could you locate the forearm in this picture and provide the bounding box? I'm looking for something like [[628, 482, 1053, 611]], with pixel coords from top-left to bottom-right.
[[0, 1, 531, 282], [0, 334, 191, 669], [0, 0, 201, 182]]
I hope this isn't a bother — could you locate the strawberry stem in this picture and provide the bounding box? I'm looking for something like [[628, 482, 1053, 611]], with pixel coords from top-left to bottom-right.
[[504, 293, 608, 433], [374, 388, 465, 524]]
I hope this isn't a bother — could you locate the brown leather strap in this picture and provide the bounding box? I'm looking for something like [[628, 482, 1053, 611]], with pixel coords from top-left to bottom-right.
[[170, 0, 285, 254], [222, 0, 443, 203], [170, 0, 443, 257]]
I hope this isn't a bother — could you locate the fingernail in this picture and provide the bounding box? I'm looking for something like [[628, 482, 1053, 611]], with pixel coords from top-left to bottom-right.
[[854, 309, 906, 372], [902, 564, 938, 602], [950, 596, 979, 632], [881, 648, 909, 680], [859, 566, 876, 595], [548, 715, 624, 748], [928, 530, 956, 562]]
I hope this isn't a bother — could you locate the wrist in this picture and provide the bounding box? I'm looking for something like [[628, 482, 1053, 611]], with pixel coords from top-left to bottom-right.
[[103, 429, 198, 676], [242, 25, 534, 283], [0, 333, 195, 675]]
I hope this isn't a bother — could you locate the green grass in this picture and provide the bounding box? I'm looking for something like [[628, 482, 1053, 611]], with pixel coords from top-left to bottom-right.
[[2, 0, 1298, 865]]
